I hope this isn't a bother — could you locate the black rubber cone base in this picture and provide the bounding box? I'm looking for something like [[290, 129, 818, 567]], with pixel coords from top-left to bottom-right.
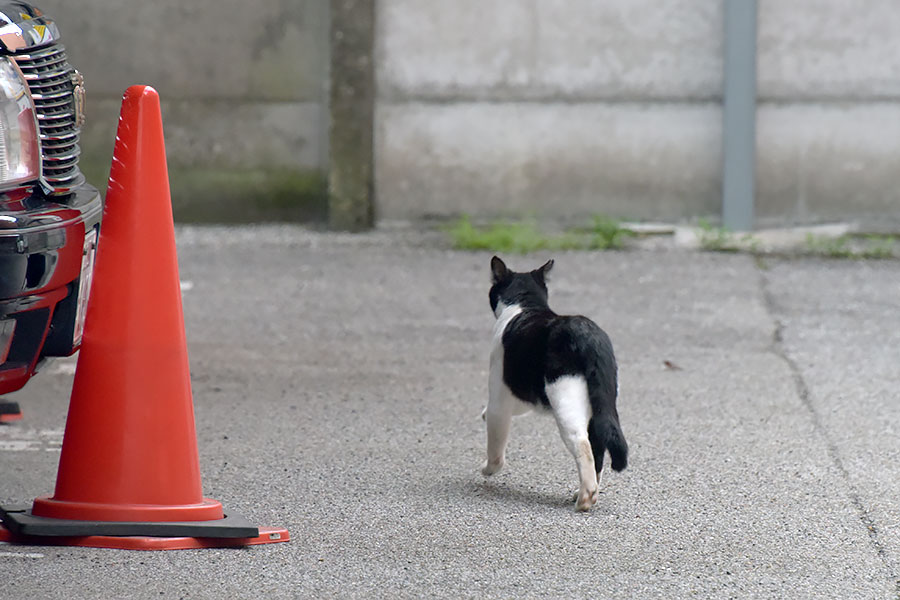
[[0, 504, 258, 538]]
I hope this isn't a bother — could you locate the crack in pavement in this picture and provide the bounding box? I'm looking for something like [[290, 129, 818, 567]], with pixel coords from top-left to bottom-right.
[[756, 261, 900, 598]]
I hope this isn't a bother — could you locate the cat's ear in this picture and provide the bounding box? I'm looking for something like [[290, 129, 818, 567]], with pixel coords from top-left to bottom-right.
[[491, 256, 509, 283], [533, 259, 554, 285]]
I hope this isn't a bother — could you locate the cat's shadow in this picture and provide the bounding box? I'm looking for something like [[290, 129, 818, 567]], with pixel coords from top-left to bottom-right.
[[471, 479, 569, 509], [458, 476, 615, 514]]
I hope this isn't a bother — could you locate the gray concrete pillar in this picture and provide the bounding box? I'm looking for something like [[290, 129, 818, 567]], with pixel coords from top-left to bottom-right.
[[329, 0, 375, 231]]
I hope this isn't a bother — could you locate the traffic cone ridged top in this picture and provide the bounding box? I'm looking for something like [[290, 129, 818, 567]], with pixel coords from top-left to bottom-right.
[[0, 85, 288, 549]]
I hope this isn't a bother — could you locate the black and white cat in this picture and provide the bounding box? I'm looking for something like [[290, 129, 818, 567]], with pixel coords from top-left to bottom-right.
[[482, 256, 628, 511]]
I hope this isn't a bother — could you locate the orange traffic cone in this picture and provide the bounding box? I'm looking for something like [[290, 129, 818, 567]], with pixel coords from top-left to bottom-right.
[[0, 85, 288, 549]]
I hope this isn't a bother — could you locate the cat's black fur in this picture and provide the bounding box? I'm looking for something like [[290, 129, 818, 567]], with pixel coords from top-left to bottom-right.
[[489, 256, 627, 473]]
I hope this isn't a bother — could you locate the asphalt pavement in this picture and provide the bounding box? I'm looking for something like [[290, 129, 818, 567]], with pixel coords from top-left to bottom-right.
[[1, 225, 898, 599]]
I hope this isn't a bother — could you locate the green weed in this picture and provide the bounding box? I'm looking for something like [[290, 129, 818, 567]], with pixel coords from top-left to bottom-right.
[[805, 233, 896, 259], [445, 215, 632, 253], [859, 234, 897, 259], [695, 219, 762, 253], [588, 215, 635, 250], [805, 234, 853, 258], [696, 219, 738, 252]]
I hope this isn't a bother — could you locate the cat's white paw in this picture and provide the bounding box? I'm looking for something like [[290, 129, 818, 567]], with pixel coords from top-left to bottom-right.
[[481, 458, 504, 476], [572, 472, 604, 502], [480, 406, 487, 421], [574, 487, 599, 512]]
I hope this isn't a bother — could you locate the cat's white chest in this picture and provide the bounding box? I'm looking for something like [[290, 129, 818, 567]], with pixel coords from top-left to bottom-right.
[[490, 302, 522, 365]]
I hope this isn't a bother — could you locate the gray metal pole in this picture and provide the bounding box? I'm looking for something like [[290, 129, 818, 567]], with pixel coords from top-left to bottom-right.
[[722, 0, 758, 231]]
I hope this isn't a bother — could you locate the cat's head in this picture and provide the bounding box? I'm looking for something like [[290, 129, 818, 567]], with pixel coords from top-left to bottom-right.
[[488, 256, 554, 317]]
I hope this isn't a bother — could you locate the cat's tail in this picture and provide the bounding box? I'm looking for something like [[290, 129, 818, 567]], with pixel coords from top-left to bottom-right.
[[588, 413, 628, 472]]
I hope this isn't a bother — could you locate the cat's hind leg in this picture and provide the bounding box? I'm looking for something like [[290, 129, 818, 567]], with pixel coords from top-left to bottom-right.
[[545, 375, 598, 511]]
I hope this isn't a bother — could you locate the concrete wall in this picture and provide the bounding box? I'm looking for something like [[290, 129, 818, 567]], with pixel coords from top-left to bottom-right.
[[36, 0, 331, 222], [30, 0, 900, 226], [376, 0, 900, 227], [756, 0, 900, 226]]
